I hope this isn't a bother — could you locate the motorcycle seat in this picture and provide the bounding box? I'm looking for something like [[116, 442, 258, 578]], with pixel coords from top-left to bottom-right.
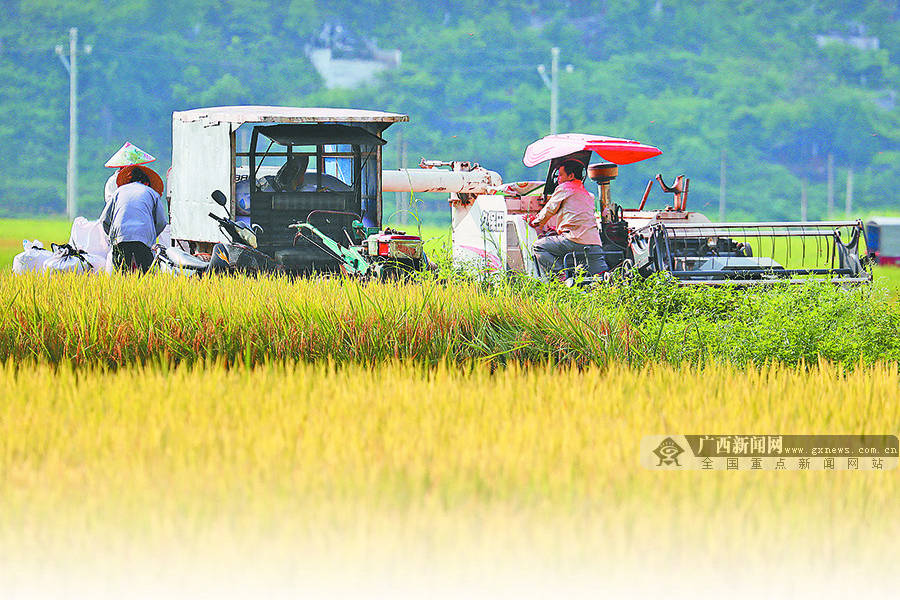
[[166, 247, 210, 270]]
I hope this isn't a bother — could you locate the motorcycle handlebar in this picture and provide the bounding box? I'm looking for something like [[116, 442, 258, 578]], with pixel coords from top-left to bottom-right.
[[208, 212, 242, 245]]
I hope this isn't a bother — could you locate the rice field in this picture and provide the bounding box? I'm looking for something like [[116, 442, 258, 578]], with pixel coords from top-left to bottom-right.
[[1, 361, 898, 596], [1, 270, 898, 368], [1, 217, 898, 596]]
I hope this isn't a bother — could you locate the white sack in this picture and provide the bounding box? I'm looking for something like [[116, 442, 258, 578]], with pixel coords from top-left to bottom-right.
[[157, 223, 172, 247], [83, 252, 108, 272], [69, 217, 111, 256], [42, 244, 98, 274], [104, 249, 115, 273], [12, 240, 53, 273], [43, 254, 92, 274], [104, 173, 118, 204]]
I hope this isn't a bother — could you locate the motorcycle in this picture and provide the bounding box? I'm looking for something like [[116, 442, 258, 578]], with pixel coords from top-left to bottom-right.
[[154, 190, 280, 276]]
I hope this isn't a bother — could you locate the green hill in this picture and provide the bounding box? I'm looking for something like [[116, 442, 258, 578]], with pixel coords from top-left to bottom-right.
[[1, 1, 897, 221]]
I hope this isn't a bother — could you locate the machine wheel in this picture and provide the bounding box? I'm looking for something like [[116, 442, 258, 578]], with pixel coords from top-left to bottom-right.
[[618, 258, 635, 280], [376, 257, 422, 281]]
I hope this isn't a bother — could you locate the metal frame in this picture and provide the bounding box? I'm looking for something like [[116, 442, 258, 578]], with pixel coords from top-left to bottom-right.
[[634, 219, 872, 285]]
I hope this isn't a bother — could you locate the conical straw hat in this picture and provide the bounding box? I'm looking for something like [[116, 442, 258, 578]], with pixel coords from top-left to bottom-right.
[[116, 165, 164, 196], [104, 142, 156, 168]]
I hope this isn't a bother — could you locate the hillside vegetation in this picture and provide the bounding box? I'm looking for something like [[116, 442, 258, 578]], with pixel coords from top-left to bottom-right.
[[0, 1, 897, 221]]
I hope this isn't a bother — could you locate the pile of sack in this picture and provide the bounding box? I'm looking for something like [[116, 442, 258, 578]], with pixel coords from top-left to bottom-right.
[[12, 142, 164, 275], [13, 217, 112, 274]]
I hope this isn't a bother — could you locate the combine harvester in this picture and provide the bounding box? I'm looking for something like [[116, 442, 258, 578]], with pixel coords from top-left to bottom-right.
[[386, 133, 872, 285], [165, 105, 506, 278]]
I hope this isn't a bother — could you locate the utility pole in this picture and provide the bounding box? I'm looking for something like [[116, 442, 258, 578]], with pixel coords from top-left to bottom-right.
[[800, 178, 808, 221], [845, 168, 854, 217], [537, 47, 572, 135], [826, 153, 834, 218], [718, 149, 726, 221], [55, 28, 91, 219], [550, 46, 558, 135], [397, 130, 408, 226]]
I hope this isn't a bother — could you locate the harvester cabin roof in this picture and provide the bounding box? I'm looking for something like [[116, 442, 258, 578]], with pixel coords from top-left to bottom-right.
[[255, 123, 387, 146], [173, 105, 409, 126]]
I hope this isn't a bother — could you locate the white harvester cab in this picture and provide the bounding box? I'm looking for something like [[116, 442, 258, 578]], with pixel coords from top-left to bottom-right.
[[449, 187, 542, 277], [168, 106, 408, 271]]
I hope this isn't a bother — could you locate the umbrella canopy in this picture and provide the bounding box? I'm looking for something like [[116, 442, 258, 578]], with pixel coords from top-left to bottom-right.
[[104, 142, 156, 168], [523, 133, 661, 167]]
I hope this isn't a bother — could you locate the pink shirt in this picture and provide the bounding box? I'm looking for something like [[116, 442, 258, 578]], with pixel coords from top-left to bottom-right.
[[532, 180, 602, 245]]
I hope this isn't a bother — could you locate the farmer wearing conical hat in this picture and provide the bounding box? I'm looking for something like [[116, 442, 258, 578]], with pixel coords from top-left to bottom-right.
[[101, 142, 158, 213], [100, 162, 167, 272]]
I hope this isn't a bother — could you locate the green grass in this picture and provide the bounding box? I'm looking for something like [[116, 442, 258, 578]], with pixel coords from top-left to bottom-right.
[[0, 217, 72, 269], [381, 221, 451, 259], [2, 216, 897, 301], [875, 265, 900, 296], [0, 217, 453, 268]]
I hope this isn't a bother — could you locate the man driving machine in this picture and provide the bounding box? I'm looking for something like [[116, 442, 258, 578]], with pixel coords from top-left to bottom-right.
[[527, 159, 608, 277], [259, 155, 309, 193]]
